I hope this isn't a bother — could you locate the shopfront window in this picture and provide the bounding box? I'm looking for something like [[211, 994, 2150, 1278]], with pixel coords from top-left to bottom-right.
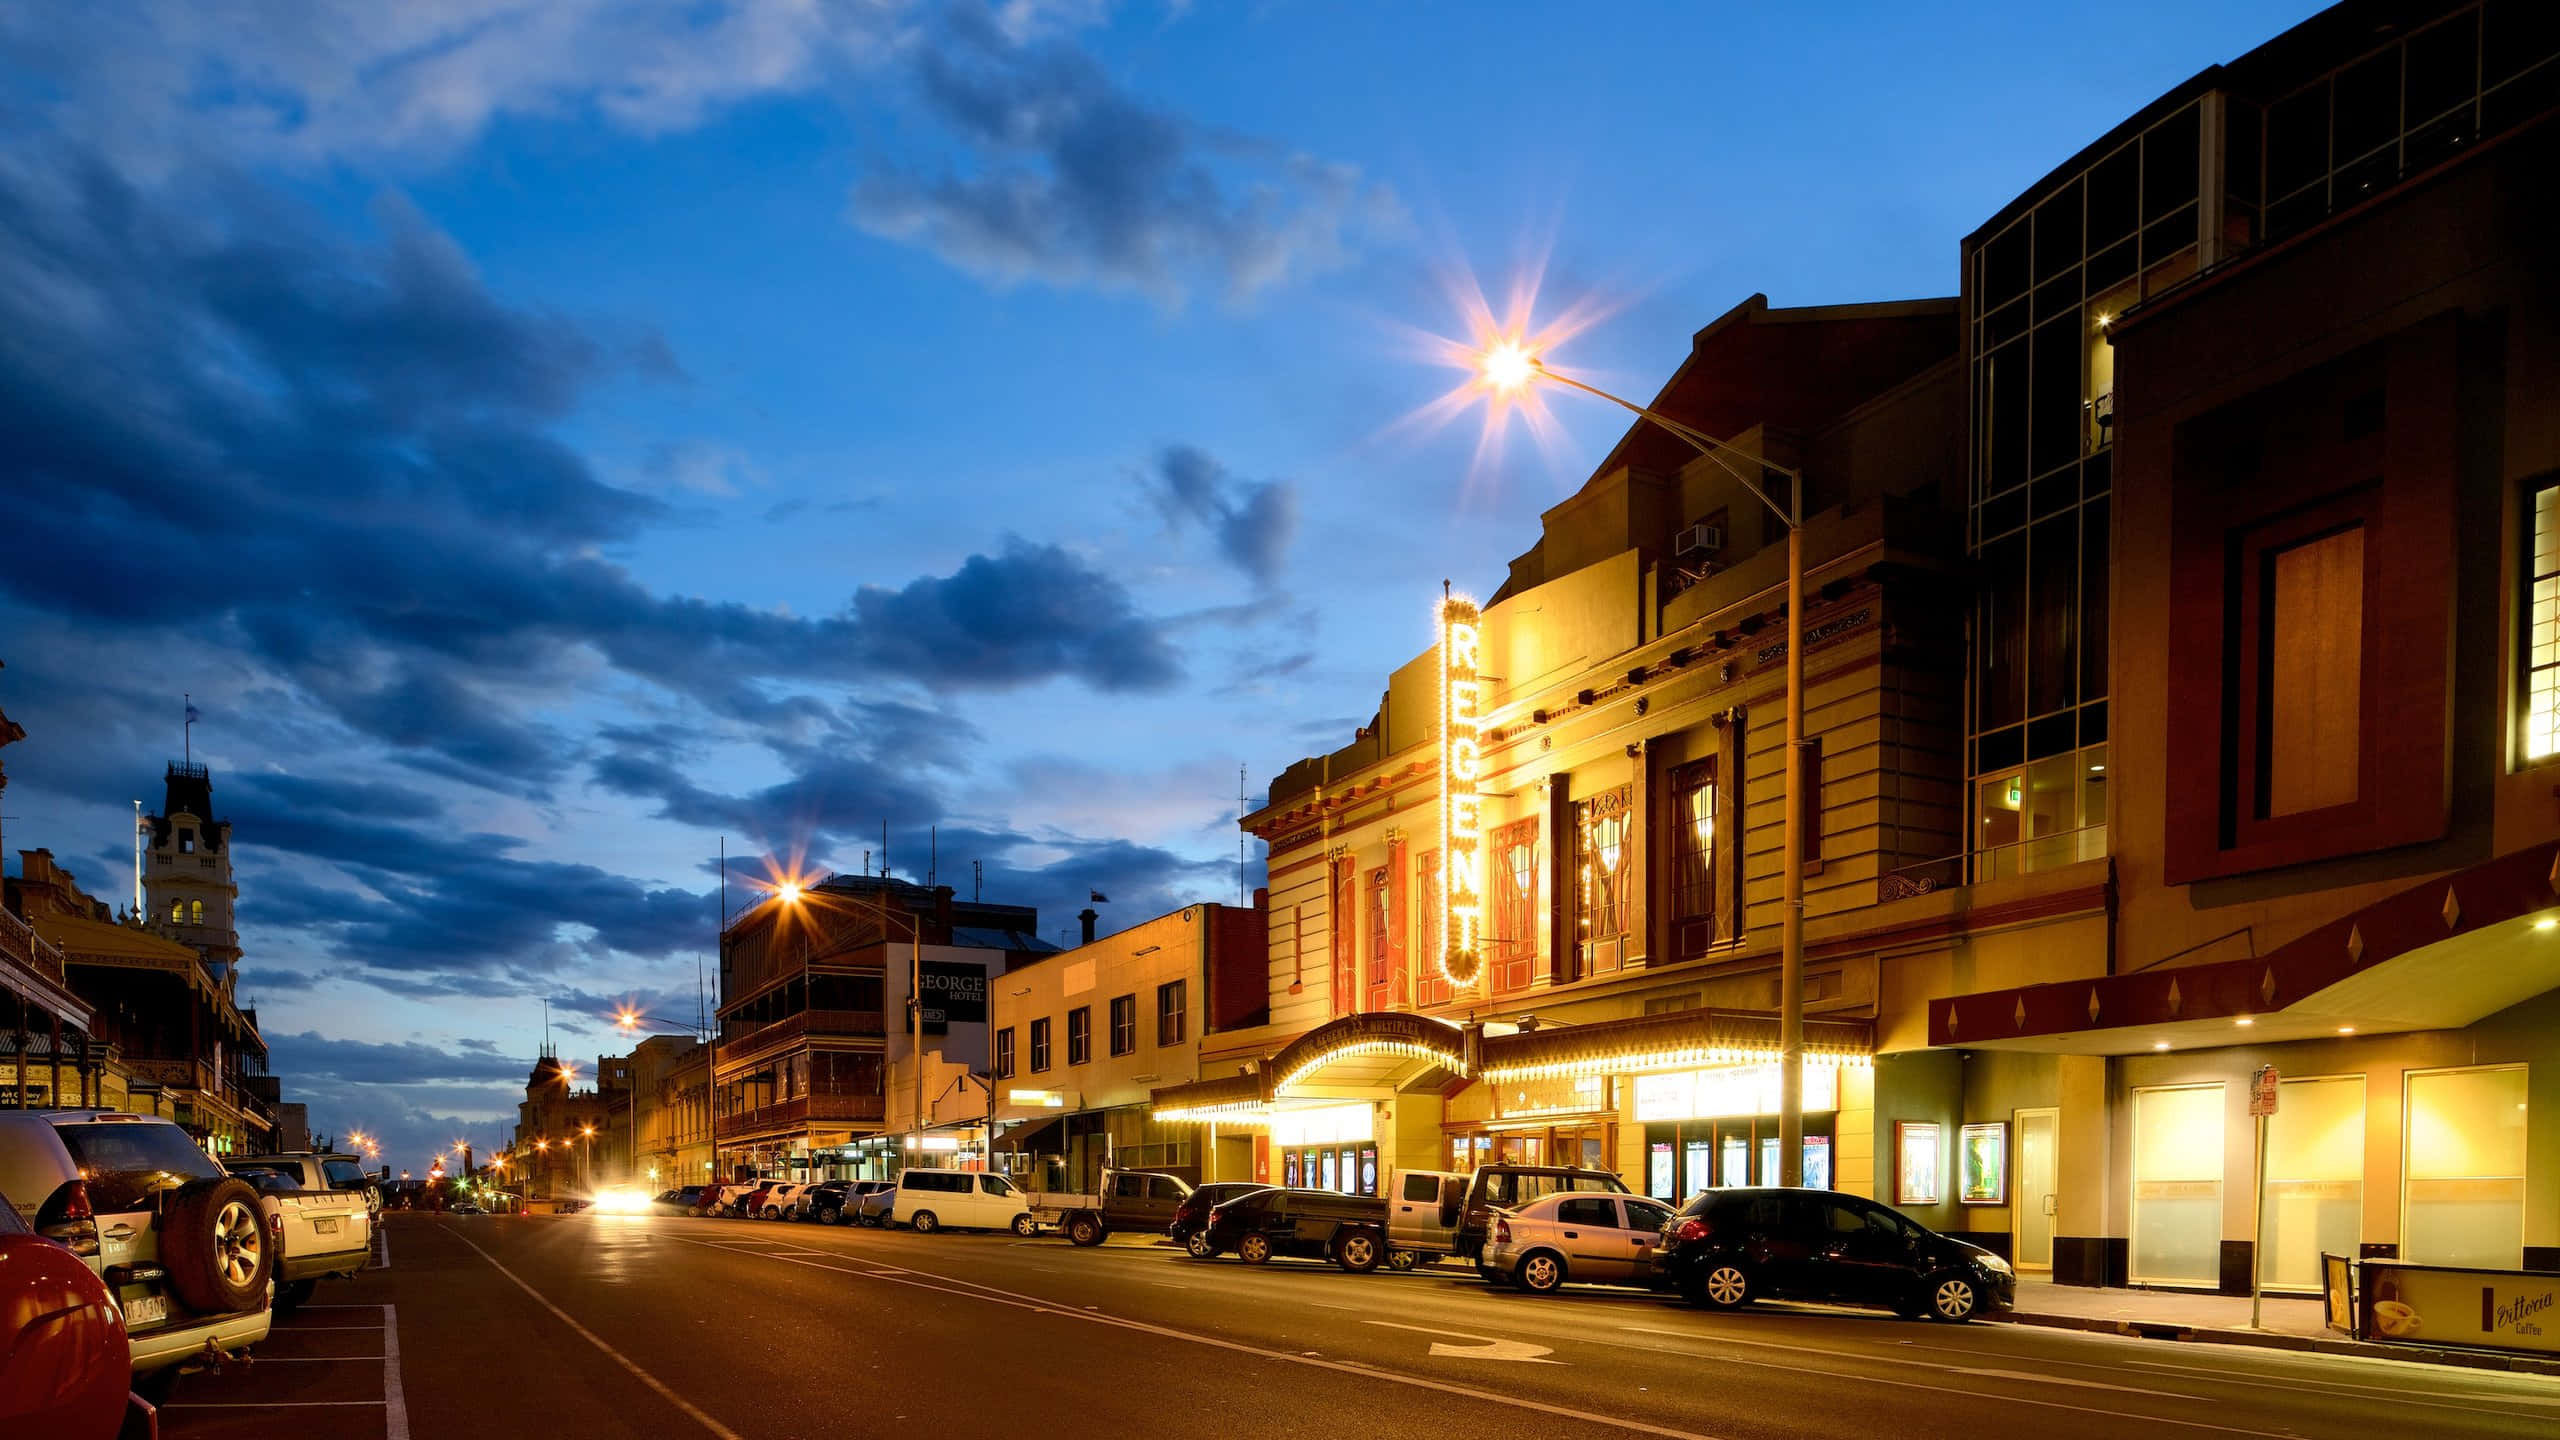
[[2131, 1084, 2225, 1286], [2403, 1065, 2527, 1268], [2262, 1075, 2364, 1292]]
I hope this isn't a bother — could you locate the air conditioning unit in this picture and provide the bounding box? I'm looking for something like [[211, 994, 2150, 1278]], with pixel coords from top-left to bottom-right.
[[1675, 523, 1724, 557]]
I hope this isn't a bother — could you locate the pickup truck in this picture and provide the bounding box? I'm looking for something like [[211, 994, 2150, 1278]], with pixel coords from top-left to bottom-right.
[[229, 1153, 376, 1310], [1023, 1168, 1192, 1246], [1385, 1164, 1633, 1270]]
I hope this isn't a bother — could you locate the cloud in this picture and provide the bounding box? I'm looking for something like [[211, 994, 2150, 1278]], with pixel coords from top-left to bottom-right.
[[644, 439, 760, 497], [1147, 445, 1298, 586], [850, 5, 1400, 304], [268, 1030, 533, 1089]]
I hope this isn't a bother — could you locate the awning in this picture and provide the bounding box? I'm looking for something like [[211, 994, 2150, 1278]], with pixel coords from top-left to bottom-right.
[[1478, 1009, 1875, 1083], [1930, 840, 2560, 1054], [1269, 1012, 1469, 1095]]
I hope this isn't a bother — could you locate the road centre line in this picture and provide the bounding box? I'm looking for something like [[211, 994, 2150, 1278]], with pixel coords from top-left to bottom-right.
[[447, 1226, 743, 1440], [164, 1401, 386, 1408], [668, 1235, 1727, 1440]]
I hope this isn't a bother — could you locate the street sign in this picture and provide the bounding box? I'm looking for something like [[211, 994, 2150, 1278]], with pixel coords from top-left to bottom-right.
[[2250, 1064, 2280, 1116]]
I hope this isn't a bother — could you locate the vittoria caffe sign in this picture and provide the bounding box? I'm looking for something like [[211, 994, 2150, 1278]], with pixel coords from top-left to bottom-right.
[[1440, 594, 1485, 986]]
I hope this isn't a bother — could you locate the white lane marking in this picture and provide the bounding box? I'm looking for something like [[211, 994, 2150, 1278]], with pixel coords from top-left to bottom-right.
[[272, 1325, 386, 1330], [669, 1236, 1723, 1440], [1613, 1327, 2292, 1437], [239, 1355, 383, 1362], [446, 1225, 743, 1440], [371, 1224, 393, 1270], [1946, 1367, 2183, 1395], [1364, 1321, 1559, 1364], [382, 1304, 410, 1440], [292, 1304, 383, 1309]]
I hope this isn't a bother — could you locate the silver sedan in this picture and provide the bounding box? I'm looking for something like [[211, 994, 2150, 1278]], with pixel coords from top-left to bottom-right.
[[1481, 1191, 1680, 1294]]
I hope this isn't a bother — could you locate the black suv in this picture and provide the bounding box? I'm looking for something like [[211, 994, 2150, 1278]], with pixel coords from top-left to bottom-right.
[[1200, 1187, 1391, 1271], [1653, 1187, 2015, 1323], [1168, 1182, 1273, 1258]]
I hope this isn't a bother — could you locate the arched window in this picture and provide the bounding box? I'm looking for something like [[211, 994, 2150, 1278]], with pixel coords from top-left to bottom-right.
[[170, 899, 185, 924], [190, 900, 205, 924], [179, 829, 195, 854]]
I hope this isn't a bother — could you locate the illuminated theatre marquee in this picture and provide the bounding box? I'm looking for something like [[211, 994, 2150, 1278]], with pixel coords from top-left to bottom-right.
[[1440, 595, 1485, 986]]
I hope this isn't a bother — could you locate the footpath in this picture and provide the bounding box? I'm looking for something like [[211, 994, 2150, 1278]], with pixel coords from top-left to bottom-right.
[[2007, 1278, 2560, 1377]]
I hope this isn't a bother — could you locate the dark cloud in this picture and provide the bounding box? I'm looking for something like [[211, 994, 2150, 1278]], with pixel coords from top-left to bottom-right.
[[845, 539, 1182, 690], [850, 6, 1399, 305], [268, 1030, 532, 1089], [1148, 445, 1298, 586]]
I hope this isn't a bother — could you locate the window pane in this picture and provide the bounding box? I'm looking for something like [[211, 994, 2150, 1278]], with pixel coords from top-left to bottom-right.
[[2264, 526, 2364, 816], [2131, 1085, 2225, 1286], [2403, 1067, 2527, 1268], [2028, 511, 2080, 715], [2525, 484, 2560, 760], [2262, 1077, 2364, 1292]]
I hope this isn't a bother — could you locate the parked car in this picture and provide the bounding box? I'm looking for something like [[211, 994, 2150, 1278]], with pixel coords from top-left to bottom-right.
[[233, 1151, 379, 1222], [1025, 1168, 1191, 1245], [0, 1182, 135, 1440], [880, 1169, 1031, 1234], [1168, 1182, 1273, 1258], [1653, 1187, 2015, 1323], [1481, 1191, 1678, 1293], [849, 1180, 897, 1226], [1387, 1165, 1632, 1271], [731, 1182, 777, 1219], [0, 1109, 274, 1379], [757, 1182, 816, 1219], [1200, 1187, 1391, 1271], [651, 1186, 705, 1215], [802, 1181, 854, 1224], [228, 1167, 375, 1311]]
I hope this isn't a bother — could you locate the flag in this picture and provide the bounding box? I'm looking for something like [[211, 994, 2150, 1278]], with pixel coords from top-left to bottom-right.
[[1089, 889, 1109, 903], [185, 701, 201, 724]]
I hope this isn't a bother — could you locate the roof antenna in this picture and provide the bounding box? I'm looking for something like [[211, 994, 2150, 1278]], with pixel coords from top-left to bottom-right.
[[929, 825, 937, 888]]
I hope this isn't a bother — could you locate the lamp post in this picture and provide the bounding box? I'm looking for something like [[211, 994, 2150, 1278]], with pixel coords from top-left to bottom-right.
[[1477, 344, 1813, 1187], [579, 1124, 597, 1193]]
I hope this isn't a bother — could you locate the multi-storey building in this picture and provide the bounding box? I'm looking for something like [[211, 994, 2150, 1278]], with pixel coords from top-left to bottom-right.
[[145, 762, 242, 977], [1154, 293, 1972, 1199], [627, 1033, 711, 1189], [512, 1049, 619, 1200], [9, 848, 272, 1153], [1929, 0, 2560, 1290], [989, 899, 1267, 1190], [715, 873, 1053, 1182]]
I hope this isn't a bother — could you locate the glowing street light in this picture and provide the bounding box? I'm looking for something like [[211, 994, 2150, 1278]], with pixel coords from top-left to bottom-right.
[[1462, 331, 1815, 1188]]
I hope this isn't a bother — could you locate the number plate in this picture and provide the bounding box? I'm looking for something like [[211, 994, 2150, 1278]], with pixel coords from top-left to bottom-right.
[[123, 1293, 169, 1327], [315, 1217, 340, 1234]]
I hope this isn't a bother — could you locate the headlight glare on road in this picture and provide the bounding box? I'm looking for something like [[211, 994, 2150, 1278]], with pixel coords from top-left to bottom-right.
[[593, 1188, 651, 1215]]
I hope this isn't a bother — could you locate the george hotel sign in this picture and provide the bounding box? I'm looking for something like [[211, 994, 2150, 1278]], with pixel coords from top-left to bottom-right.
[[1440, 594, 1485, 987]]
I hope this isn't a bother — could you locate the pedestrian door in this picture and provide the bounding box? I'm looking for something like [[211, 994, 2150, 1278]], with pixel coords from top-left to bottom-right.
[[2013, 1107, 2058, 1272]]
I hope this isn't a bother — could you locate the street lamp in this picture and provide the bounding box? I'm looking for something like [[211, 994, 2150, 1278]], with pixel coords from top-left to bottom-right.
[[579, 1124, 597, 1193], [1476, 343, 1814, 1188]]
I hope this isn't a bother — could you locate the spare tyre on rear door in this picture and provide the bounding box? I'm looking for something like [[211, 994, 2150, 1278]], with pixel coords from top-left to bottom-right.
[[160, 1176, 273, 1315]]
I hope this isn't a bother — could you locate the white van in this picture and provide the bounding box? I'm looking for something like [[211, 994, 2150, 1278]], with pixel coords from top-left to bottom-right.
[[883, 1168, 1031, 1234]]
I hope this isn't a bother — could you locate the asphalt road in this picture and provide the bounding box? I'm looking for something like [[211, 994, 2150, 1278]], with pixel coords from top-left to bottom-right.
[[161, 1211, 2560, 1440]]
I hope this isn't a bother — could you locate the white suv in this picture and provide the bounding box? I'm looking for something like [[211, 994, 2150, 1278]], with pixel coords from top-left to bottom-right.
[[883, 1169, 1030, 1233], [758, 1182, 816, 1219], [0, 1110, 274, 1377]]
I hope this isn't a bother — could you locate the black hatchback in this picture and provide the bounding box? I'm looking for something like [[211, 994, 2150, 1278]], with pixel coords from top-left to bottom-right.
[[1652, 1187, 2015, 1323], [1168, 1182, 1273, 1257]]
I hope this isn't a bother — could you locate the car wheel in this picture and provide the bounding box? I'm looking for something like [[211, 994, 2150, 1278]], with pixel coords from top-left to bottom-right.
[[910, 1210, 940, 1234], [1695, 1262, 1753, 1310], [1923, 1274, 1979, 1323], [1387, 1249, 1419, 1271], [1066, 1214, 1105, 1247], [1334, 1229, 1383, 1274], [161, 1177, 273, 1315], [275, 1278, 318, 1313], [820, 1207, 841, 1226], [1237, 1232, 1274, 1265], [1013, 1213, 1037, 1237], [1516, 1250, 1566, 1294], [1184, 1230, 1217, 1260]]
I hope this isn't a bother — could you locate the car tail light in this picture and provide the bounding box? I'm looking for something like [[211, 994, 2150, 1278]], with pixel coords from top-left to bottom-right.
[[1673, 1218, 1708, 1243], [37, 1179, 99, 1257], [269, 1209, 285, 1240], [1492, 1217, 1511, 1244]]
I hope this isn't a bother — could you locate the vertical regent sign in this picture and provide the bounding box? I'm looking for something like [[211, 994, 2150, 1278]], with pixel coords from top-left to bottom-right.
[[1440, 595, 1485, 986]]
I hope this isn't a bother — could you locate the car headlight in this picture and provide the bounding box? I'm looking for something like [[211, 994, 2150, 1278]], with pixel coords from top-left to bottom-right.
[[1977, 1252, 2013, 1276]]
